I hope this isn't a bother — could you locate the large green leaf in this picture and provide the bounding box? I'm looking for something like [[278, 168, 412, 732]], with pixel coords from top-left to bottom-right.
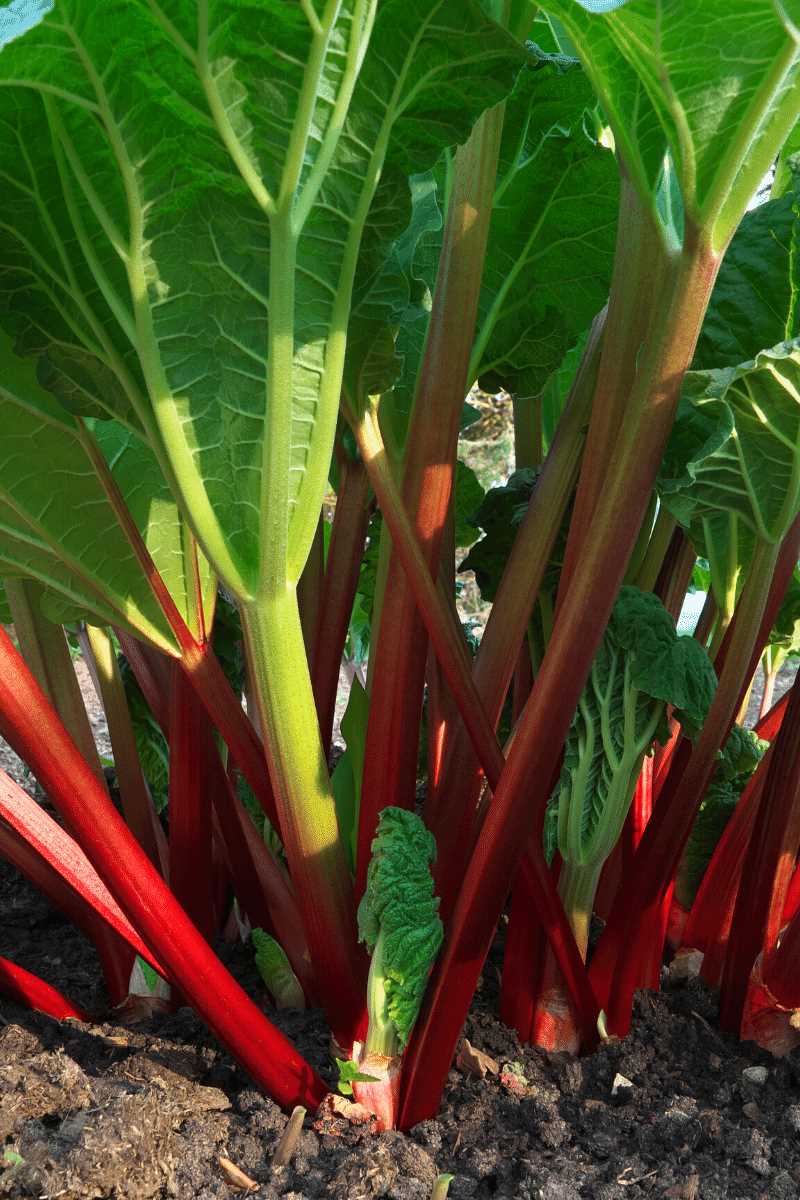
[[0, 333, 179, 652], [694, 174, 800, 370], [660, 341, 800, 551], [470, 50, 618, 399], [0, 0, 522, 600], [374, 49, 619, 440], [343, 172, 442, 430], [538, 0, 800, 244], [773, 119, 800, 197]]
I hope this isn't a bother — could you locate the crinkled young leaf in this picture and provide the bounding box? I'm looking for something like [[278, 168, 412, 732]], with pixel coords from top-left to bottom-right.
[[0, 0, 523, 598], [610, 588, 718, 739], [358, 807, 443, 1047], [717, 724, 769, 783], [555, 587, 716, 867], [538, 0, 800, 243]]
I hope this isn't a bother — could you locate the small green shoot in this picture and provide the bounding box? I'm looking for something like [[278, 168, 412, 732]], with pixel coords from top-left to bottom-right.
[[336, 1058, 379, 1096]]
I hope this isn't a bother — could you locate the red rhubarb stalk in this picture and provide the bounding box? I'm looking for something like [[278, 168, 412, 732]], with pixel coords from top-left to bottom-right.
[[719, 671, 800, 1032], [594, 516, 800, 1023], [399, 236, 720, 1130], [741, 911, 800, 1056], [429, 310, 604, 896], [0, 770, 165, 974], [121, 637, 312, 996], [654, 530, 696, 622], [3, 578, 106, 785], [782, 861, 800, 925], [355, 106, 505, 895], [763, 908, 800, 1009], [0, 956, 90, 1023], [312, 452, 371, 751], [351, 402, 597, 1039], [0, 626, 326, 1110], [84, 624, 168, 875], [679, 750, 771, 983], [590, 541, 781, 1033], [83, 425, 282, 834], [168, 661, 216, 941], [298, 517, 324, 663]]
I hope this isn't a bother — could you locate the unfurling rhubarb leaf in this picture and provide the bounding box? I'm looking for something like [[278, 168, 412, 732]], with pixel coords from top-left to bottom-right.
[[358, 807, 443, 1054], [556, 587, 717, 873], [548, 588, 715, 960]]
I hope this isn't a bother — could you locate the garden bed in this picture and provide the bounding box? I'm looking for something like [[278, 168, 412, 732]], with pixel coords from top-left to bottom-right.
[[1, 850, 799, 1200]]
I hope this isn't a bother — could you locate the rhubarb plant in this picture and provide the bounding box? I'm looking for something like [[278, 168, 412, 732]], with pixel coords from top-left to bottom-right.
[[0, 0, 800, 1139]]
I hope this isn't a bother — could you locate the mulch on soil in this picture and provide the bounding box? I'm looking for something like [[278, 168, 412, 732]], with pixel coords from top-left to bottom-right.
[[1, 851, 799, 1200]]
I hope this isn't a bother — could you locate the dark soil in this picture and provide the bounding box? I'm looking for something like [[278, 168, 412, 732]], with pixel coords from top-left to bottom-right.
[[1, 853, 800, 1200]]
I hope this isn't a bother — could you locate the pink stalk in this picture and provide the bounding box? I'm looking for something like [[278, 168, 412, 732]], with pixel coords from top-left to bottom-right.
[[654, 530, 696, 622], [0, 821, 136, 1007], [429, 311, 604, 896], [782, 861, 800, 925], [592, 518, 800, 1031], [350, 404, 596, 1039], [678, 750, 771, 983]]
